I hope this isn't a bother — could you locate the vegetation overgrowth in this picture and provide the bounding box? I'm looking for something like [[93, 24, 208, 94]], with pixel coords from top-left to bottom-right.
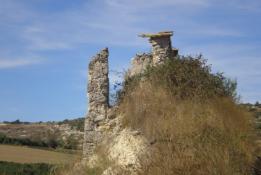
[[117, 56, 257, 175], [118, 55, 238, 103], [51, 55, 259, 175]]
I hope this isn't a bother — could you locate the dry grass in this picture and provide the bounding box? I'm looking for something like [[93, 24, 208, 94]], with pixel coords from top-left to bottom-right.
[[50, 162, 103, 175], [51, 144, 108, 175], [55, 56, 258, 174], [0, 144, 79, 164], [120, 82, 257, 175], [51, 143, 130, 175]]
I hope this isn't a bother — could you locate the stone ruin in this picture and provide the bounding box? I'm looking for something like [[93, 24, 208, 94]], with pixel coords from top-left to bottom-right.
[[83, 31, 178, 160], [139, 31, 178, 65], [83, 48, 109, 158], [129, 31, 178, 76]]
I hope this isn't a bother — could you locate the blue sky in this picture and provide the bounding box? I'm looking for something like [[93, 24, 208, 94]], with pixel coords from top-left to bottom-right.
[[0, 0, 260, 122]]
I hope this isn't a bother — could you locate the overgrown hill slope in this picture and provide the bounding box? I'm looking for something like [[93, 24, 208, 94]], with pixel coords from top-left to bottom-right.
[[56, 56, 260, 175]]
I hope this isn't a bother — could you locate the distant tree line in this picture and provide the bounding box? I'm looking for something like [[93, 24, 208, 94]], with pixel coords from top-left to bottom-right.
[[2, 118, 85, 132], [0, 133, 80, 150], [3, 119, 31, 125]]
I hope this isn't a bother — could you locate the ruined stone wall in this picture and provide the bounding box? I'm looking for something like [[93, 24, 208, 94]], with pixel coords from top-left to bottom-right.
[[149, 36, 172, 65], [83, 31, 179, 160], [128, 53, 152, 77], [83, 48, 109, 159], [139, 31, 176, 65], [128, 31, 178, 78]]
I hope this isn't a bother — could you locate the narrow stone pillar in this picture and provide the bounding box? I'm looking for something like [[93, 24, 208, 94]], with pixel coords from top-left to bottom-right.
[[139, 31, 174, 65], [83, 48, 109, 159]]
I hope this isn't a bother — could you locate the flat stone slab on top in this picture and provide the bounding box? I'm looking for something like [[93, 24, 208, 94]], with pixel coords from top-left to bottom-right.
[[139, 31, 173, 38]]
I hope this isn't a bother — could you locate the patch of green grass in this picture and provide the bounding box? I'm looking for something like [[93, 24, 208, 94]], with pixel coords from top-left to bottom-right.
[[0, 145, 79, 164], [0, 161, 54, 175]]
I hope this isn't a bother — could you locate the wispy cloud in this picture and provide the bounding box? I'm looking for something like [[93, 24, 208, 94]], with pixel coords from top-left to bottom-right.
[[1, 0, 244, 52], [0, 0, 260, 103], [226, 0, 261, 12], [0, 57, 42, 69]]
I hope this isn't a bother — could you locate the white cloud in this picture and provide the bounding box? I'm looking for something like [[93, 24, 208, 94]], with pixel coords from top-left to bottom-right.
[[0, 0, 248, 52], [105, 0, 209, 9], [0, 0, 260, 102], [0, 58, 42, 69], [226, 0, 261, 12], [1, 0, 259, 52]]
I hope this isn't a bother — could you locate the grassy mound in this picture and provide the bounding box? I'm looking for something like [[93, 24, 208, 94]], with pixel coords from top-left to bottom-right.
[[118, 56, 257, 175], [54, 56, 258, 175]]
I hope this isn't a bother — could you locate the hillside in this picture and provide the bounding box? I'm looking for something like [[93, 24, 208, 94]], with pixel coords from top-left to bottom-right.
[[55, 31, 260, 175], [0, 118, 84, 150], [1, 32, 260, 175], [1, 104, 260, 151]]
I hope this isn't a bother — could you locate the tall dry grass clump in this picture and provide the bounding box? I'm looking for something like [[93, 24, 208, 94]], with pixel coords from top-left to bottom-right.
[[118, 56, 257, 175]]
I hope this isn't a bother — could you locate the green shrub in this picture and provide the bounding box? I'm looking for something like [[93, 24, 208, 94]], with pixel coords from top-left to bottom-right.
[[119, 55, 238, 102]]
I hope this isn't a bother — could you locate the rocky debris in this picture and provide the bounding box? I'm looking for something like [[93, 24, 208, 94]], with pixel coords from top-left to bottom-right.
[[128, 53, 152, 77], [107, 129, 148, 169], [87, 128, 150, 175]]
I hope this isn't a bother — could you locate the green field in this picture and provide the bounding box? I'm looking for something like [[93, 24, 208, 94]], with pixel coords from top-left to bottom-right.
[[0, 161, 53, 175], [0, 144, 79, 164]]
